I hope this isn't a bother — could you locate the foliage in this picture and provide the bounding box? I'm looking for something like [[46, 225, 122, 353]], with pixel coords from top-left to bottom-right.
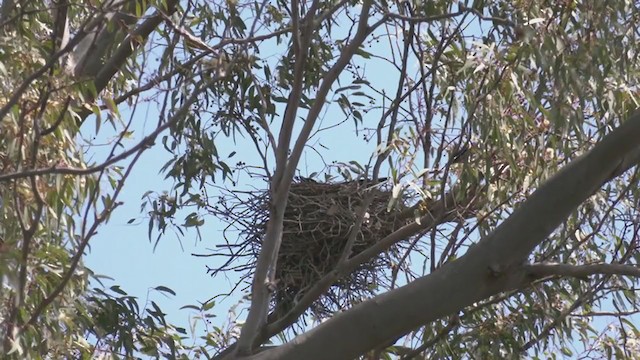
[[0, 0, 640, 359]]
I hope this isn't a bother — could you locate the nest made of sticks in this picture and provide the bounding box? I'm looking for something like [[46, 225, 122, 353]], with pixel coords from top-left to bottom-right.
[[209, 178, 411, 320], [256, 179, 408, 319]]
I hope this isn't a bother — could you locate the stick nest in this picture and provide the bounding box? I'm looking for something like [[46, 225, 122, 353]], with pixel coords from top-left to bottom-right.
[[217, 180, 409, 320]]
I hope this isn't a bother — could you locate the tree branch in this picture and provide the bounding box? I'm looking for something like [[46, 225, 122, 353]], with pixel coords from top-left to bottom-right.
[[250, 111, 640, 360], [234, 3, 316, 354], [0, 124, 164, 182], [524, 263, 640, 280], [237, 2, 379, 355], [93, 0, 179, 92]]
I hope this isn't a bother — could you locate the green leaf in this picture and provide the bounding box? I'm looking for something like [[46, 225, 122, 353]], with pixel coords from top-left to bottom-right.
[[201, 300, 215, 311], [354, 47, 372, 59], [155, 286, 177, 296], [110, 285, 127, 296]]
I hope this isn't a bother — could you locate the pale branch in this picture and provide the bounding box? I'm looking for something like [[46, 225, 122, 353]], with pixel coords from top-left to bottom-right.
[[234, 2, 316, 354], [280, 0, 378, 194], [234, 190, 287, 355], [250, 111, 640, 360], [237, 2, 379, 354], [272, 1, 312, 184], [524, 263, 640, 280], [93, 0, 179, 94]]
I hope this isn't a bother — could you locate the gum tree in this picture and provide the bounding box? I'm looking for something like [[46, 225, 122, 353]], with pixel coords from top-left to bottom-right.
[[1, 0, 640, 359]]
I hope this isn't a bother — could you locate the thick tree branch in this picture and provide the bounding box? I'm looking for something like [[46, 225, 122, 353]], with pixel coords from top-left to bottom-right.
[[70, 0, 141, 78], [93, 0, 179, 92], [250, 111, 640, 360]]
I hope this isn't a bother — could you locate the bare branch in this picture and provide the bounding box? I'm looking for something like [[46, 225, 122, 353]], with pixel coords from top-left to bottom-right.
[[234, 2, 316, 353], [382, 4, 516, 28], [280, 0, 378, 193], [524, 263, 640, 280]]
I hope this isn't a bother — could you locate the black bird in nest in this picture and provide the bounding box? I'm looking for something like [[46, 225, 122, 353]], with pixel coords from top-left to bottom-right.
[[295, 176, 318, 183], [354, 177, 388, 185]]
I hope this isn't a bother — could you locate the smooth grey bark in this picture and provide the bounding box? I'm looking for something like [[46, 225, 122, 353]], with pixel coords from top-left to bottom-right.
[[249, 111, 640, 360], [66, 0, 138, 77], [70, 0, 178, 123]]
